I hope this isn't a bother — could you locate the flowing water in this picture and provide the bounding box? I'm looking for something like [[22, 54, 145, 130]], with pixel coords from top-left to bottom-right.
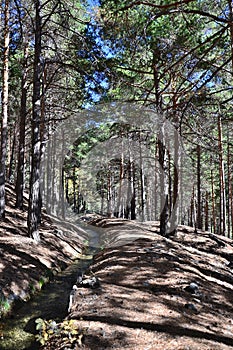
[[0, 222, 102, 350]]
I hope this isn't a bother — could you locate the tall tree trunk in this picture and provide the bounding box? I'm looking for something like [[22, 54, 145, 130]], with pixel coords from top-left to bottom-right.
[[211, 163, 216, 234], [205, 191, 209, 232], [126, 137, 136, 220], [15, 41, 29, 209], [72, 167, 76, 212], [189, 186, 195, 227], [228, 0, 233, 235], [139, 133, 146, 221], [116, 139, 124, 218], [60, 129, 65, 219], [170, 129, 180, 235], [8, 124, 16, 181], [0, 0, 9, 220], [196, 144, 202, 230], [46, 131, 52, 214], [170, 83, 180, 234], [27, 0, 42, 241], [154, 141, 159, 220], [227, 133, 233, 238], [228, 0, 233, 70], [159, 125, 169, 236], [218, 114, 226, 235], [230, 164, 233, 238], [107, 166, 113, 217], [130, 161, 136, 220]]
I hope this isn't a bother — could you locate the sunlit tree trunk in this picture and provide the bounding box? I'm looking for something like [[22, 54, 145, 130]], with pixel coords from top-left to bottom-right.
[[0, 0, 10, 219]]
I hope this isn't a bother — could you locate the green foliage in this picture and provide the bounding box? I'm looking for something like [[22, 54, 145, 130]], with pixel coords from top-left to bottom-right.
[[38, 277, 46, 289], [0, 298, 11, 315]]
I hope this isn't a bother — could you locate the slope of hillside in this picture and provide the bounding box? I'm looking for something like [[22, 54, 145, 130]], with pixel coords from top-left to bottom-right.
[[1, 187, 233, 349], [0, 184, 85, 318], [42, 218, 233, 350]]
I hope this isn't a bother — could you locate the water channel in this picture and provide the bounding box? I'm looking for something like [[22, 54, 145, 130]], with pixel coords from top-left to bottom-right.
[[0, 222, 102, 350]]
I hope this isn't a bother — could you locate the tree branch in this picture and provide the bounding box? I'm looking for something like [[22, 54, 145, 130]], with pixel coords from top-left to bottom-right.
[[119, 1, 228, 24], [119, 0, 196, 11]]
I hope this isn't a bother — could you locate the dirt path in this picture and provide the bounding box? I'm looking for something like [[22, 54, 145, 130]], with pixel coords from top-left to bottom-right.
[[43, 218, 233, 350], [2, 211, 233, 350]]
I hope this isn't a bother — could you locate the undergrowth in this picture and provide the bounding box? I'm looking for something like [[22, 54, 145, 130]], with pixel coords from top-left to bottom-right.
[[35, 318, 86, 348]]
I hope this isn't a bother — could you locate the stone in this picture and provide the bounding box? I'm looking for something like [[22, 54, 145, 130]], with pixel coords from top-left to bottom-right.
[[184, 282, 199, 294], [184, 303, 198, 312], [68, 285, 78, 312], [81, 276, 100, 288]]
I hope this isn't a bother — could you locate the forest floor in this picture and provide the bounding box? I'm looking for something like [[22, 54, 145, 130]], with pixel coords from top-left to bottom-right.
[[1, 185, 233, 349], [46, 217, 233, 350]]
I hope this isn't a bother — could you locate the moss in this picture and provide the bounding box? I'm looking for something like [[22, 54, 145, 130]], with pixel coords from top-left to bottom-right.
[[0, 321, 35, 350]]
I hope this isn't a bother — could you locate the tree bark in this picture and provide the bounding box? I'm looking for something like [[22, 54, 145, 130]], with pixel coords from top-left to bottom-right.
[[228, 0, 233, 70], [218, 114, 226, 235], [139, 132, 146, 221], [211, 163, 216, 234], [0, 0, 10, 220], [116, 138, 124, 218], [15, 41, 29, 209], [8, 124, 16, 181], [196, 144, 202, 230], [27, 0, 42, 241], [159, 125, 169, 236], [227, 132, 233, 238], [205, 191, 209, 232], [107, 165, 113, 217]]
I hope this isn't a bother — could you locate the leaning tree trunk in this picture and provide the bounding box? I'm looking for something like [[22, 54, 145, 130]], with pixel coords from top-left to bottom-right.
[[27, 0, 42, 241], [0, 0, 9, 220]]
